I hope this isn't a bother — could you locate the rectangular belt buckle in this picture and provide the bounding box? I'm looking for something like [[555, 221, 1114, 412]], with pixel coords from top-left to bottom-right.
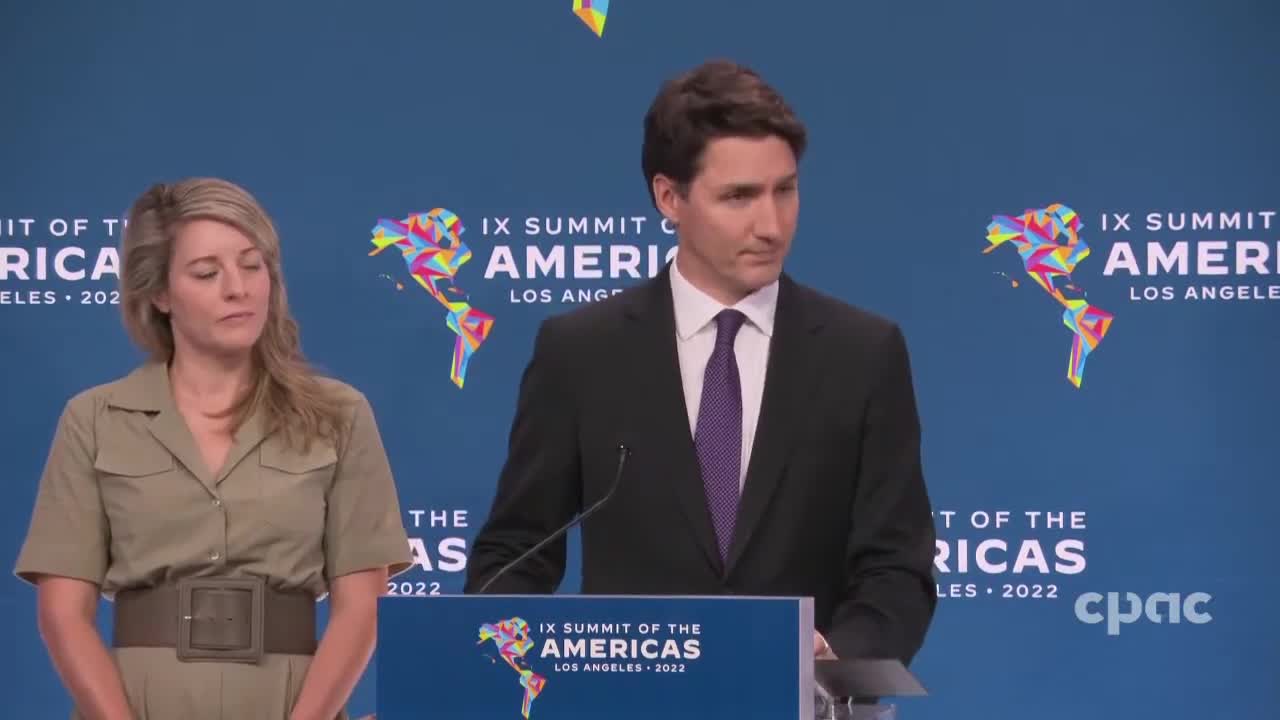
[[176, 576, 265, 664]]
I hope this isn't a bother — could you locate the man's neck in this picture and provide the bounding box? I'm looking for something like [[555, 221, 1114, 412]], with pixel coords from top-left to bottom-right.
[[673, 252, 749, 307]]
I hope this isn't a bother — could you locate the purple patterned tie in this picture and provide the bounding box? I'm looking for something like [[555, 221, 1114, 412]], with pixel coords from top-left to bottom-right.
[[695, 309, 747, 564]]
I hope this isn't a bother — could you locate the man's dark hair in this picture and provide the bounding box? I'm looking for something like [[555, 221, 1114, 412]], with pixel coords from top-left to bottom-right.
[[641, 59, 807, 208]]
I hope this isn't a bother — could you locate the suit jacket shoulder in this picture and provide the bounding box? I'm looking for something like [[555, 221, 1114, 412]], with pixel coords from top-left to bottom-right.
[[787, 278, 905, 348], [538, 280, 644, 338], [527, 276, 662, 381]]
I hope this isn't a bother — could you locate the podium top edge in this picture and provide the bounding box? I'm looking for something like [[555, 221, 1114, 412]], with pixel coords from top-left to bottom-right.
[[382, 593, 816, 601]]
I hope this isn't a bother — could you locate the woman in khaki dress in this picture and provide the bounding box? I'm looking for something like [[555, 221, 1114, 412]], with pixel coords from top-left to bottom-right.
[[13, 178, 413, 719]]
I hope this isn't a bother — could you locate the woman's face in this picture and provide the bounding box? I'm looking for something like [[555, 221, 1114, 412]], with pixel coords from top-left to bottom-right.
[[154, 219, 271, 360]]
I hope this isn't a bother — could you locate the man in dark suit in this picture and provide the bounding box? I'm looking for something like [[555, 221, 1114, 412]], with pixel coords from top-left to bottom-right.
[[464, 59, 937, 665]]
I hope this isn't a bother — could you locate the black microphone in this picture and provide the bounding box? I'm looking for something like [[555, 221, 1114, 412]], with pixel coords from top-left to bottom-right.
[[475, 443, 632, 594]]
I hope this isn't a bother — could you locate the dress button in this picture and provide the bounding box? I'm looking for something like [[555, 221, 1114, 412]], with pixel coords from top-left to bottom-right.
[[210, 551, 221, 561], [212, 498, 222, 507]]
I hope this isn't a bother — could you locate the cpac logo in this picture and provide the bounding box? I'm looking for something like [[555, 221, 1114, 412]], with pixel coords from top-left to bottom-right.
[[1074, 591, 1212, 636]]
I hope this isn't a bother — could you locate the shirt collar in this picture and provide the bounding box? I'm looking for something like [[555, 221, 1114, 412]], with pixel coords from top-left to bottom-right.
[[107, 361, 172, 411], [669, 255, 778, 341]]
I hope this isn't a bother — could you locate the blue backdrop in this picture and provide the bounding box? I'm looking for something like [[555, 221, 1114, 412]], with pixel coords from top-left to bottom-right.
[[2, 0, 1277, 717]]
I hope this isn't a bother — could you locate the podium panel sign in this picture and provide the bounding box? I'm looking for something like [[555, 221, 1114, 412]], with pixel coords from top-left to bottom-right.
[[376, 594, 815, 719]]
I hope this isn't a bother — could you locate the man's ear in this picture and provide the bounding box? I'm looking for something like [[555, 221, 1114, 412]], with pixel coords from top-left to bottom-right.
[[652, 174, 686, 227]]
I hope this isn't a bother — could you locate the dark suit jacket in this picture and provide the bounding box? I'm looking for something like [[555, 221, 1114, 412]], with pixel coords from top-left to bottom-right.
[[464, 265, 937, 665]]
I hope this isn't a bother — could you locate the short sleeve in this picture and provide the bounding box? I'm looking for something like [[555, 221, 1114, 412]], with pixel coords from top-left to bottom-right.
[[13, 395, 109, 587], [324, 391, 412, 581]]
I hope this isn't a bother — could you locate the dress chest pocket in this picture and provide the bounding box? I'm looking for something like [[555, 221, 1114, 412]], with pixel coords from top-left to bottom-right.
[[255, 441, 337, 534], [93, 444, 180, 538]]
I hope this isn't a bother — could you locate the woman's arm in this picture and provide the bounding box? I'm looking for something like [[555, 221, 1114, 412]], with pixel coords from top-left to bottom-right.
[[35, 575, 134, 720], [288, 567, 388, 720], [290, 388, 413, 719]]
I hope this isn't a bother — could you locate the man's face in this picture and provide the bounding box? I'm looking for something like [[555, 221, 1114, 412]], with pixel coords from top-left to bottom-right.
[[655, 135, 799, 304]]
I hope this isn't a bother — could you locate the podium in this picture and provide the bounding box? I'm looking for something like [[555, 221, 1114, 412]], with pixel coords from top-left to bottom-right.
[[374, 594, 926, 719]]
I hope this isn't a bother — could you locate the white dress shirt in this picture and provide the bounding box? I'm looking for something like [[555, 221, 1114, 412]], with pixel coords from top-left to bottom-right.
[[669, 256, 777, 489]]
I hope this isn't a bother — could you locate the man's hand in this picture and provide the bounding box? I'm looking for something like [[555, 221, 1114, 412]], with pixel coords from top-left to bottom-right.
[[814, 630, 838, 659]]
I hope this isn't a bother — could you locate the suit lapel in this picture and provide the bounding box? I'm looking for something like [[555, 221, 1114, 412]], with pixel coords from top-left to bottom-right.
[[725, 274, 825, 574], [624, 267, 726, 576]]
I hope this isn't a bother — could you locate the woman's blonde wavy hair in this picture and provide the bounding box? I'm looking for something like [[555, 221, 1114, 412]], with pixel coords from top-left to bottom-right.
[[119, 177, 346, 450]]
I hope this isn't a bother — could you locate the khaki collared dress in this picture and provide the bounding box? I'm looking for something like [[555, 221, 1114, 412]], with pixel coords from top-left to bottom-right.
[[14, 362, 413, 720]]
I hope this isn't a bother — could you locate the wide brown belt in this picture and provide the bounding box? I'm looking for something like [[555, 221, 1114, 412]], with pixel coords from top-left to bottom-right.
[[112, 576, 316, 663]]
